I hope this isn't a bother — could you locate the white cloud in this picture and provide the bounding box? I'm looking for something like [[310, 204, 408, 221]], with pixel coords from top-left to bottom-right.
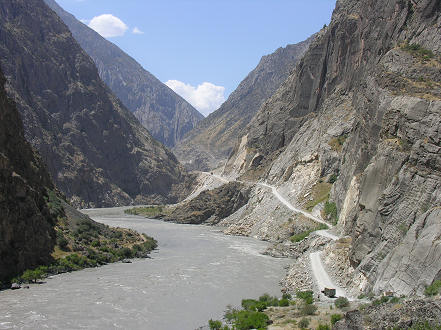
[[165, 80, 225, 116], [88, 14, 128, 38], [132, 27, 144, 35]]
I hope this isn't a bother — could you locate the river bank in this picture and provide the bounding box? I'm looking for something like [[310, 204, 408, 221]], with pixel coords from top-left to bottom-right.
[[0, 207, 290, 330]]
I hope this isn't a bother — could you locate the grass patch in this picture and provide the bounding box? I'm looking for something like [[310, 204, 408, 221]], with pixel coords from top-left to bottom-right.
[[304, 182, 332, 212], [125, 206, 166, 218], [290, 223, 329, 243], [401, 42, 435, 62], [328, 134, 348, 152], [323, 201, 338, 225]]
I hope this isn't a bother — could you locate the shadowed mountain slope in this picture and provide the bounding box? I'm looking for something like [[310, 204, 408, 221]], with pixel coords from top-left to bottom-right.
[[44, 0, 204, 148], [0, 0, 189, 208]]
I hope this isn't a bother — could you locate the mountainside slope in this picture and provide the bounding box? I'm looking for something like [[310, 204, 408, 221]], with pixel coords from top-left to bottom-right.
[[44, 0, 204, 148], [0, 0, 189, 208], [224, 0, 441, 296], [173, 38, 312, 170], [0, 69, 56, 282]]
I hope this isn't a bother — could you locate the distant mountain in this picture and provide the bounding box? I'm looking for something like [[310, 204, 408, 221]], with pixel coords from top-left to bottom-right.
[[0, 0, 189, 208], [173, 38, 313, 170], [44, 0, 204, 148], [0, 68, 56, 282]]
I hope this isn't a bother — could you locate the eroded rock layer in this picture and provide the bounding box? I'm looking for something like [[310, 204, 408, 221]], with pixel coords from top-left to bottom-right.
[[224, 0, 441, 296]]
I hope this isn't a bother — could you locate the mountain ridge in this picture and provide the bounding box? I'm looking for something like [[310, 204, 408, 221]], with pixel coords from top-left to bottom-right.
[[173, 37, 313, 170], [0, 0, 190, 208], [44, 0, 204, 148]]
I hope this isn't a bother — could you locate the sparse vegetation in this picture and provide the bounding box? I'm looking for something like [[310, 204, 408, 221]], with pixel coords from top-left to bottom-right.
[[298, 317, 310, 328], [290, 223, 329, 243], [334, 297, 349, 309], [401, 42, 435, 62], [324, 201, 338, 224], [328, 173, 338, 184], [304, 182, 332, 212], [331, 314, 343, 325], [301, 303, 318, 315], [424, 280, 441, 296], [328, 134, 348, 152], [125, 205, 166, 218]]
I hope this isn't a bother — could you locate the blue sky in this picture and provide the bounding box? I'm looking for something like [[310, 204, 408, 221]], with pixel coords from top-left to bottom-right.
[[57, 0, 336, 115]]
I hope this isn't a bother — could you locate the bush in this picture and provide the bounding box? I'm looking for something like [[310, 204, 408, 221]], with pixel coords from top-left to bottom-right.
[[208, 319, 223, 330], [21, 268, 45, 283], [278, 298, 290, 307], [301, 303, 317, 315], [282, 293, 292, 300], [328, 174, 338, 184], [372, 295, 390, 306], [334, 297, 349, 309], [318, 324, 331, 330], [298, 317, 310, 328], [241, 299, 267, 312], [232, 310, 269, 330], [297, 290, 314, 304], [424, 280, 441, 296], [331, 314, 343, 325]]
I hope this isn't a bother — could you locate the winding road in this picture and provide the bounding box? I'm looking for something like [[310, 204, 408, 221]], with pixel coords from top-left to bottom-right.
[[207, 172, 349, 298]]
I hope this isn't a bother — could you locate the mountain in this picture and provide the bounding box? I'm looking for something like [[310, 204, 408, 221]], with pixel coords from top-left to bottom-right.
[[173, 38, 313, 170], [44, 0, 204, 148], [223, 0, 440, 296], [0, 0, 189, 208], [0, 68, 56, 282]]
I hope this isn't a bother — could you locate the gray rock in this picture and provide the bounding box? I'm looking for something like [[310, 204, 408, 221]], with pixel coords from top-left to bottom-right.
[[10, 283, 21, 290]]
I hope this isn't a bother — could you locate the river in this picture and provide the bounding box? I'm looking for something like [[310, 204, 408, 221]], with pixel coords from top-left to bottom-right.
[[0, 207, 290, 330]]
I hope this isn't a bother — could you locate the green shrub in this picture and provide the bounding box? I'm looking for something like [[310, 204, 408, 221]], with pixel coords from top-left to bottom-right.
[[298, 317, 310, 328], [331, 314, 343, 325], [334, 297, 349, 309], [282, 293, 292, 300], [328, 174, 338, 184], [241, 299, 267, 312], [21, 269, 45, 283], [278, 298, 290, 307], [424, 280, 441, 296], [372, 295, 390, 306], [318, 324, 331, 330], [301, 303, 317, 315], [208, 319, 223, 330], [232, 310, 269, 330], [324, 201, 338, 224], [296, 290, 314, 304], [290, 223, 328, 243]]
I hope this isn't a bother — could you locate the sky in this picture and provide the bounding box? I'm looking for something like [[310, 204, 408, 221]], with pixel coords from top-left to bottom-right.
[[57, 0, 336, 116]]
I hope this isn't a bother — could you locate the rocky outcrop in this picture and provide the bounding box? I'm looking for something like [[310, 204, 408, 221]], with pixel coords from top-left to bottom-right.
[[334, 298, 441, 330], [0, 69, 56, 282], [162, 182, 250, 224], [0, 0, 190, 208], [44, 0, 203, 148], [173, 38, 312, 170], [223, 0, 441, 296]]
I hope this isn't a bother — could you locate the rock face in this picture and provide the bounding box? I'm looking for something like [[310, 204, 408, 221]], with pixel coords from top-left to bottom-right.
[[0, 0, 189, 208], [334, 298, 441, 330], [162, 182, 250, 224], [224, 0, 441, 296], [173, 38, 312, 170], [44, 0, 203, 148], [0, 69, 56, 282]]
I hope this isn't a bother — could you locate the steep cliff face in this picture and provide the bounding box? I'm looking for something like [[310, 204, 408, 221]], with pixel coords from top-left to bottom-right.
[[0, 70, 56, 282], [225, 0, 441, 295], [0, 0, 189, 208], [44, 0, 204, 148], [173, 38, 312, 170]]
